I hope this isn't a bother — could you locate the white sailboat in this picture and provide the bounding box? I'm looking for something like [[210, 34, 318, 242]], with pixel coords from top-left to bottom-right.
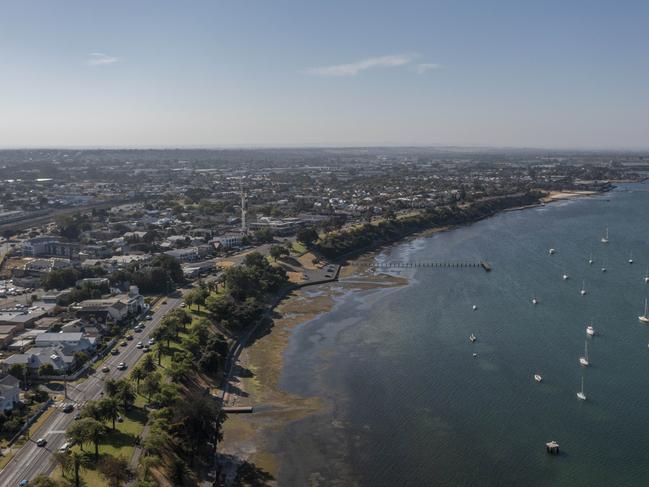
[[532, 296, 538, 305], [580, 280, 587, 296], [579, 340, 589, 366], [586, 321, 595, 336], [601, 259, 607, 273], [577, 376, 587, 401], [601, 227, 609, 244], [472, 304, 478, 311], [628, 252, 634, 264], [562, 273, 569, 280], [639, 299, 649, 324], [588, 253, 594, 265], [644, 267, 649, 283]]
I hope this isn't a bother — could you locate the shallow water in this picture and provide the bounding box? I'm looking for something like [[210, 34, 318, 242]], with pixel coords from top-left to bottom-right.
[[277, 183, 649, 487]]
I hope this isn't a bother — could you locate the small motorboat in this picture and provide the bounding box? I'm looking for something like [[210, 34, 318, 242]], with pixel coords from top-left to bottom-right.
[[469, 334, 477, 343], [534, 374, 543, 383]]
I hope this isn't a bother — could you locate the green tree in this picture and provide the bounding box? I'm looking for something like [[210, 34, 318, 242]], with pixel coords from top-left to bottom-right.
[[99, 397, 120, 430], [38, 363, 56, 376], [131, 365, 146, 393], [296, 227, 318, 246], [141, 373, 161, 402], [140, 354, 156, 373], [8, 363, 26, 384], [99, 455, 132, 487], [67, 417, 106, 459], [269, 245, 289, 261]]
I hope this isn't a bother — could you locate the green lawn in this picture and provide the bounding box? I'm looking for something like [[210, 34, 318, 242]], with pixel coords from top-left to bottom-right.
[[52, 403, 148, 486], [291, 241, 307, 254]]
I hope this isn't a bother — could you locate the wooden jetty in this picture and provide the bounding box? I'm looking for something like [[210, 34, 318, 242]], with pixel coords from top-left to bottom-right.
[[351, 261, 492, 272], [545, 441, 560, 455]]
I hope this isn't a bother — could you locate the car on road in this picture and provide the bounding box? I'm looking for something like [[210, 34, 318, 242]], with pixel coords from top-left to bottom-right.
[[126, 335, 134, 341], [116, 362, 127, 370], [110, 348, 119, 355], [142, 346, 150, 352], [36, 438, 47, 447], [58, 441, 71, 453], [162, 300, 167, 304], [120, 341, 128, 347], [19, 480, 28, 487], [148, 338, 155, 345], [62, 403, 74, 413], [180, 302, 186, 308], [136, 341, 143, 349], [74, 413, 81, 420], [101, 366, 110, 373], [145, 315, 153, 320]]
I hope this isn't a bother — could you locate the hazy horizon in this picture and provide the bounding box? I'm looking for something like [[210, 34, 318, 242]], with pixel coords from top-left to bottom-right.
[[2, 1, 648, 150]]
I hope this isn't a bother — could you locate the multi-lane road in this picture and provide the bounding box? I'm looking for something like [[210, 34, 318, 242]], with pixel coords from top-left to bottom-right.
[[0, 296, 182, 485]]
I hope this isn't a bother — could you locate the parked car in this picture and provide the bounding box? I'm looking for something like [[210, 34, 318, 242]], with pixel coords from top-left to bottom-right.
[[148, 338, 155, 345], [110, 349, 119, 356], [36, 438, 47, 447], [142, 346, 150, 353], [58, 442, 71, 453], [120, 341, 128, 347], [126, 335, 134, 341], [101, 366, 110, 373], [145, 315, 153, 321]]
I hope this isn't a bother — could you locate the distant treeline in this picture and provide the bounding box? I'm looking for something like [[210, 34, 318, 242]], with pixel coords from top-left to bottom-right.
[[315, 191, 544, 259]]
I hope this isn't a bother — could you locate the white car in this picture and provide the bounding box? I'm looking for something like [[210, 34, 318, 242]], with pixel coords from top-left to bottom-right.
[[36, 438, 47, 447], [136, 342, 143, 349], [116, 362, 127, 370], [148, 338, 155, 345]]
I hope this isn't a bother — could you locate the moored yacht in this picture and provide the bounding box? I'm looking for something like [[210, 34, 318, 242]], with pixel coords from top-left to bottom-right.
[[601, 227, 609, 244], [639, 299, 649, 324], [580, 280, 587, 296], [577, 376, 587, 401], [579, 340, 589, 366]]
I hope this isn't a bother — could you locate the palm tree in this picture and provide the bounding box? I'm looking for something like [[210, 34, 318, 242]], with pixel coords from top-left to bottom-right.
[[131, 366, 146, 394], [100, 397, 120, 430], [115, 380, 135, 412], [70, 451, 90, 487], [53, 450, 72, 478], [141, 354, 156, 373]]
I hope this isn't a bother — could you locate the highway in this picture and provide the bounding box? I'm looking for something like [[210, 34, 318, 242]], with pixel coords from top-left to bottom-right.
[[0, 296, 182, 485]]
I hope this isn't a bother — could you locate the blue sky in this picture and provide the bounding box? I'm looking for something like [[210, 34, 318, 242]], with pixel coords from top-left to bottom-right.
[[1, 0, 648, 149]]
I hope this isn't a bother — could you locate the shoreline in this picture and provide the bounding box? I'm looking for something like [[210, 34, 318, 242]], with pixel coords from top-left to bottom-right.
[[218, 187, 605, 484]]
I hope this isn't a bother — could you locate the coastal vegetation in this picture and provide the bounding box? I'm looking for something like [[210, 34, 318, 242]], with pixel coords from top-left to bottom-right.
[[315, 192, 544, 259]]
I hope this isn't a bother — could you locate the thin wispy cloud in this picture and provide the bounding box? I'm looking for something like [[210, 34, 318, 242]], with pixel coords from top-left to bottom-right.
[[306, 54, 416, 77], [87, 52, 120, 66], [415, 63, 441, 74]]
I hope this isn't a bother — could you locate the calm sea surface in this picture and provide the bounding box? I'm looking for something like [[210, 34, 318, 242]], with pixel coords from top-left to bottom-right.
[[276, 183, 649, 487]]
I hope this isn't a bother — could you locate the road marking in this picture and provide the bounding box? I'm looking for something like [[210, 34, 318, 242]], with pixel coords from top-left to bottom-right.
[[47, 430, 66, 435]]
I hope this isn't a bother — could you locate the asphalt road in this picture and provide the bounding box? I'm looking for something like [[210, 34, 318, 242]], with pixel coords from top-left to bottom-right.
[[0, 296, 182, 486]]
